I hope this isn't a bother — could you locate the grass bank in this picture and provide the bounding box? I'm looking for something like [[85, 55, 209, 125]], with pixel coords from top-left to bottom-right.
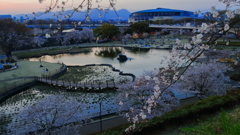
[[0, 60, 62, 94], [179, 106, 240, 135], [13, 46, 90, 59]]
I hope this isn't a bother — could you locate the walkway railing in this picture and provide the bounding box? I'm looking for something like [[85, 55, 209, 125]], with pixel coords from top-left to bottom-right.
[[41, 63, 67, 78], [37, 64, 135, 91], [38, 77, 118, 90], [0, 63, 67, 103]]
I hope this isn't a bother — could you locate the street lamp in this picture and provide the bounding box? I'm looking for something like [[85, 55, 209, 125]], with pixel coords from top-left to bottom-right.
[[99, 101, 103, 132]]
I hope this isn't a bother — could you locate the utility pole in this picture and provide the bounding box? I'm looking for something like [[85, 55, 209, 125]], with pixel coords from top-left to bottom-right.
[[99, 102, 103, 132]]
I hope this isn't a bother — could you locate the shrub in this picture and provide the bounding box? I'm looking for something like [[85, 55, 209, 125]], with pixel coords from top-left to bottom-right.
[[230, 74, 240, 81]]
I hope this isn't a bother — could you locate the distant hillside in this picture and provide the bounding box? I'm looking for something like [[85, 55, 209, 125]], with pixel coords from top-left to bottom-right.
[[13, 9, 130, 21]]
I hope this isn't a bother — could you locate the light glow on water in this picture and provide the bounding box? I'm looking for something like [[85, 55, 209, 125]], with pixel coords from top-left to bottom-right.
[[28, 47, 171, 76]]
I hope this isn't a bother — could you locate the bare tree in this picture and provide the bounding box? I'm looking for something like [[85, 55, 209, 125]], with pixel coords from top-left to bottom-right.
[[34, 0, 119, 21], [0, 19, 30, 59]]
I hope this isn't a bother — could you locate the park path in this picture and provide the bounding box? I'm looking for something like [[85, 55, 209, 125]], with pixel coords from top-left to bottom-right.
[[78, 96, 199, 135], [0, 76, 37, 82]]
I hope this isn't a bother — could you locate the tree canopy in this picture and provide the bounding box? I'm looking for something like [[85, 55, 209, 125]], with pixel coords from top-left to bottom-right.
[[129, 22, 152, 34], [0, 19, 29, 59], [93, 23, 120, 39], [0, 19, 30, 59]]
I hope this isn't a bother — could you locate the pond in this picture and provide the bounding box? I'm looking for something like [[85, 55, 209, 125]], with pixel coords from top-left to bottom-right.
[[27, 47, 171, 76], [0, 47, 192, 134], [0, 84, 118, 134]]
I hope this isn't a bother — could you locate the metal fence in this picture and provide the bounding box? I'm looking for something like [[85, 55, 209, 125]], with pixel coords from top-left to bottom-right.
[[40, 63, 66, 78]]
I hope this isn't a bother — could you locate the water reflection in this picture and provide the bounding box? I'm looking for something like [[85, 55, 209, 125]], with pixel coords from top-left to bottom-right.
[[27, 47, 171, 76], [0, 84, 118, 131], [124, 47, 151, 54], [95, 47, 121, 59]]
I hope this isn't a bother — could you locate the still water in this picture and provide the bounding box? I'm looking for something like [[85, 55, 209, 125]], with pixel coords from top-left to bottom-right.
[[28, 47, 171, 76], [0, 47, 190, 134]]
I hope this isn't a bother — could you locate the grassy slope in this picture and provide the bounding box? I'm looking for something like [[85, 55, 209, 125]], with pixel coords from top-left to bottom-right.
[[180, 105, 240, 135], [0, 60, 62, 93], [153, 105, 240, 135]]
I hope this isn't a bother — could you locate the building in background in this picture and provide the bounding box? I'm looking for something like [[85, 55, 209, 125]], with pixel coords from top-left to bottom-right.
[[20, 16, 24, 23], [128, 8, 197, 23], [0, 15, 12, 19]]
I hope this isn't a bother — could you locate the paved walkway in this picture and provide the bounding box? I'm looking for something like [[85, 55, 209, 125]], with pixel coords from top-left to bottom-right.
[[0, 76, 37, 82], [78, 96, 199, 135]]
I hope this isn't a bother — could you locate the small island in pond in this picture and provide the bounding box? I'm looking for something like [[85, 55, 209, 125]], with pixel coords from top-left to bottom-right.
[[117, 54, 128, 62]]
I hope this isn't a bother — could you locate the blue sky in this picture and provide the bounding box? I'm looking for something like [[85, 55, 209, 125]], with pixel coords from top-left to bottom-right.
[[0, 0, 226, 15]]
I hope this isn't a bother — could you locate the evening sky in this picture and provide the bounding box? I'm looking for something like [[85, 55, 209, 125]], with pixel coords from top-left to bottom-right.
[[1, 0, 226, 15]]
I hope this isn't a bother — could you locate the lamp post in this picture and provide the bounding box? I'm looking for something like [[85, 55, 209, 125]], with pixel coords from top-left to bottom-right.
[[99, 101, 103, 132]]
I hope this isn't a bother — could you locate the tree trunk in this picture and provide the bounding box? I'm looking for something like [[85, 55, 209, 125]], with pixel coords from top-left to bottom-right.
[[2, 46, 12, 60]]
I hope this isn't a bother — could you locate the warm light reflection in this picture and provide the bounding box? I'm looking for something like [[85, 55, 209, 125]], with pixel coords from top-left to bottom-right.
[[27, 47, 170, 76]]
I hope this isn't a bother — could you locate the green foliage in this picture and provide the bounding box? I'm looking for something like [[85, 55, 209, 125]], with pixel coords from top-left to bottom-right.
[[181, 109, 240, 135], [230, 73, 240, 81], [152, 19, 175, 25], [0, 19, 30, 59], [95, 47, 121, 59], [93, 23, 120, 39], [123, 28, 133, 35], [215, 42, 240, 46], [13, 47, 89, 58], [130, 22, 152, 34], [0, 19, 30, 34]]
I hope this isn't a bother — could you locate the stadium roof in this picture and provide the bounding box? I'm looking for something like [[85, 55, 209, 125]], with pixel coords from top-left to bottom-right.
[[0, 15, 12, 19], [132, 8, 192, 13]]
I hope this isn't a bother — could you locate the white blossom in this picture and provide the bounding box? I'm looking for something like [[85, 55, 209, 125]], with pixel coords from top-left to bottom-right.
[[226, 10, 235, 18], [175, 39, 181, 45], [212, 11, 219, 18], [224, 24, 230, 31], [186, 22, 191, 27], [145, 76, 151, 80]]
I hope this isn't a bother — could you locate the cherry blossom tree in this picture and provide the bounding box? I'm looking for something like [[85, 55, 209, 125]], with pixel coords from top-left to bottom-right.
[[31, 28, 51, 47], [55, 33, 65, 46], [116, 1, 240, 132], [33, 0, 240, 133], [116, 71, 179, 131], [59, 27, 94, 45], [32, 36, 48, 47], [33, 28, 43, 36], [7, 95, 91, 135], [81, 27, 94, 42], [204, 49, 234, 61], [172, 62, 231, 99], [33, 0, 119, 22]]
